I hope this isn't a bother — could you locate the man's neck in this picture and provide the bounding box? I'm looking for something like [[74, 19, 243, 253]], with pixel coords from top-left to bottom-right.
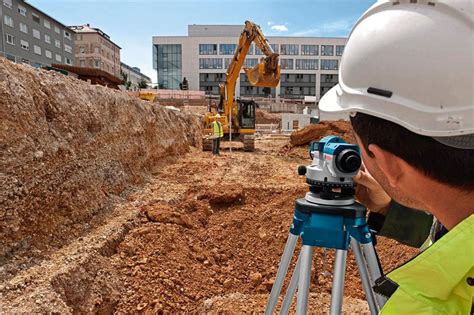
[[418, 182, 474, 230]]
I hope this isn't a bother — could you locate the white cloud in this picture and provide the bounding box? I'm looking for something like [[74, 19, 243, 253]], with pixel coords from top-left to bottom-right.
[[291, 18, 356, 37], [267, 21, 274, 26], [271, 24, 288, 32]]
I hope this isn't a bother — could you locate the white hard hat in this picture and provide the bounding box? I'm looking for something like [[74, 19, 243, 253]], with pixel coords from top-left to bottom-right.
[[319, 0, 474, 149], [215, 113, 221, 119]]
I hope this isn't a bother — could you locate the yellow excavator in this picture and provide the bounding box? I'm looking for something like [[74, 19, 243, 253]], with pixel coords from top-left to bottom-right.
[[202, 21, 280, 151]]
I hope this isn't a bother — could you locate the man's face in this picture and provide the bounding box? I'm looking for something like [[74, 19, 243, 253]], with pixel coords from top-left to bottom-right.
[[353, 131, 424, 209]]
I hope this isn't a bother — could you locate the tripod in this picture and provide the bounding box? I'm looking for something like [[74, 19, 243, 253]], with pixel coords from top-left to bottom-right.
[[265, 196, 387, 314]]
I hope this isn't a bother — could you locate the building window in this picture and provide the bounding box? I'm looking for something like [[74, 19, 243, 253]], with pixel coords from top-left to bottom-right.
[[199, 44, 218, 55], [80, 60, 85, 67], [55, 54, 62, 62], [33, 29, 41, 39], [80, 46, 85, 54], [199, 58, 223, 69], [20, 22, 28, 33], [32, 13, 40, 24], [320, 59, 338, 70], [336, 45, 344, 56], [64, 31, 71, 40], [301, 45, 318, 56], [54, 25, 60, 34], [280, 59, 294, 70], [45, 50, 52, 59], [224, 58, 233, 68], [3, 15, 13, 27], [3, 0, 12, 9], [280, 44, 299, 55], [18, 4, 26, 15], [295, 59, 318, 70], [94, 60, 100, 68], [65, 57, 72, 65], [44, 20, 51, 29], [155, 44, 182, 89], [219, 44, 237, 55], [20, 40, 29, 50], [244, 58, 258, 68], [5, 34, 15, 45], [64, 44, 72, 53], [94, 47, 99, 53], [76, 34, 82, 41], [44, 34, 51, 44], [55, 39, 61, 48], [255, 44, 279, 55], [6, 53, 15, 62], [321, 45, 334, 56], [33, 45, 41, 55]]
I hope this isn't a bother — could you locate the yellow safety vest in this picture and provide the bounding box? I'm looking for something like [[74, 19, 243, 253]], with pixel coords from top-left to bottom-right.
[[211, 121, 223, 138], [380, 214, 474, 314]]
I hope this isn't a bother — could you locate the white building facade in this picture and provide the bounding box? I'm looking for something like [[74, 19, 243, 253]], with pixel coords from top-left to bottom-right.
[[120, 62, 151, 90], [153, 25, 346, 101]]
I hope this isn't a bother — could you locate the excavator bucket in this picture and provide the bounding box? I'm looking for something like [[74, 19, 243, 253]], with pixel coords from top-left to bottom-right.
[[244, 63, 281, 88]]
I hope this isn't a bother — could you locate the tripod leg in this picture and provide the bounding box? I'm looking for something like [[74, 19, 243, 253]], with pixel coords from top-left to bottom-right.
[[296, 245, 313, 315], [265, 233, 299, 315], [351, 238, 378, 315], [361, 243, 388, 309], [280, 251, 302, 315], [329, 249, 347, 315]]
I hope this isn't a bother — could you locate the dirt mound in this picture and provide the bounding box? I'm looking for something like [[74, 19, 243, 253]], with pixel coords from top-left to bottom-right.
[[256, 109, 281, 124], [0, 59, 201, 279], [290, 120, 354, 146]]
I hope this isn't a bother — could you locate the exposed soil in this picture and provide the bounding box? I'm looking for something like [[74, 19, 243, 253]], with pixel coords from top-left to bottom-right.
[[256, 109, 281, 124], [0, 59, 419, 313]]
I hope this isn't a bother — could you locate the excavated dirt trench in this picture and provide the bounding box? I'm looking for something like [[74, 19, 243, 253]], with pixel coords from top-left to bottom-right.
[[0, 59, 419, 313]]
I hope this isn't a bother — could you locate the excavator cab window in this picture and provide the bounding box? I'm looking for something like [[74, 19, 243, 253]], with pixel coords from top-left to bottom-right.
[[238, 100, 256, 129]]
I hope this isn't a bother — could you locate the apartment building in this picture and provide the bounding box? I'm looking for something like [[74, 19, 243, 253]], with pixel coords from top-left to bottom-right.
[[120, 62, 151, 90], [152, 25, 346, 100], [69, 24, 121, 78], [0, 0, 75, 67]]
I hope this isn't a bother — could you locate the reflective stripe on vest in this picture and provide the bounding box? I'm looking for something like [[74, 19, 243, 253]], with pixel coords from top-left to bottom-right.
[[380, 214, 474, 314], [211, 121, 223, 137]]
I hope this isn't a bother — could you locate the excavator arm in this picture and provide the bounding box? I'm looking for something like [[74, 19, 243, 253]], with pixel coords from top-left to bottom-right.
[[218, 20, 280, 117]]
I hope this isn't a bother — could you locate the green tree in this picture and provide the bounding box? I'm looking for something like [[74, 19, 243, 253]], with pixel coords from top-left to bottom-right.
[[120, 71, 132, 90], [138, 79, 148, 89]]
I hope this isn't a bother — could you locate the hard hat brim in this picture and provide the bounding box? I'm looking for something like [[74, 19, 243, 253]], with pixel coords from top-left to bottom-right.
[[319, 85, 346, 114]]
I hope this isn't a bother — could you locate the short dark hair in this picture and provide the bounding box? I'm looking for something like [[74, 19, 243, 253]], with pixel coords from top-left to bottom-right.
[[350, 112, 474, 189]]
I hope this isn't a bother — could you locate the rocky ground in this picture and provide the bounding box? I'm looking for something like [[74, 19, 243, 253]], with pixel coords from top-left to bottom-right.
[[0, 59, 419, 313], [1, 138, 418, 313]]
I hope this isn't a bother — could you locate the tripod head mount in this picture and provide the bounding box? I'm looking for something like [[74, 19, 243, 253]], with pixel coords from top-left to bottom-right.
[[298, 136, 362, 206]]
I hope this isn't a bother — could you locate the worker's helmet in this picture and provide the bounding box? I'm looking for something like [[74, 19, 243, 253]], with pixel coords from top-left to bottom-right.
[[215, 113, 221, 119], [319, 0, 474, 149]]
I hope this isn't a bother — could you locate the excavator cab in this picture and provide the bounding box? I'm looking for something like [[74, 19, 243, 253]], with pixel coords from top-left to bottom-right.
[[238, 100, 256, 129]]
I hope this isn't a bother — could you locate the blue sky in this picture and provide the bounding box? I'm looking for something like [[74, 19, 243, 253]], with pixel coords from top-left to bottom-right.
[[28, 0, 376, 82]]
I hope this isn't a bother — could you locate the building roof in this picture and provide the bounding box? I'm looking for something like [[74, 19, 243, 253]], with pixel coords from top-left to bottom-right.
[[120, 62, 151, 81], [19, 0, 74, 32], [69, 24, 121, 49]]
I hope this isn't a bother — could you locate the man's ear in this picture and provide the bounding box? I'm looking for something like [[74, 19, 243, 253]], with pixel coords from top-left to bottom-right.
[[368, 144, 406, 187]]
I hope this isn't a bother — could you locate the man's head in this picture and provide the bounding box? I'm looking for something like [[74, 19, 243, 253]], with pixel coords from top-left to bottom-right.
[[215, 113, 221, 121], [318, 0, 473, 209], [350, 112, 474, 208]]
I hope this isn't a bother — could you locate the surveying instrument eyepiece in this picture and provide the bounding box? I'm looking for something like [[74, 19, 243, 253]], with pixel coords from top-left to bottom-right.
[[265, 136, 387, 315]]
